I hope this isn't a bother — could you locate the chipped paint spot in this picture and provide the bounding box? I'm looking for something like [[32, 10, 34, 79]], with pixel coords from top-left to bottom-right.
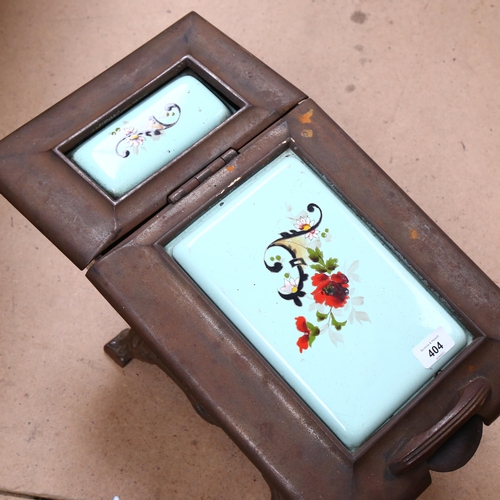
[[469, 365, 475, 372], [301, 129, 313, 138], [228, 176, 242, 188], [298, 109, 313, 124], [226, 165, 235, 172], [410, 229, 418, 240]]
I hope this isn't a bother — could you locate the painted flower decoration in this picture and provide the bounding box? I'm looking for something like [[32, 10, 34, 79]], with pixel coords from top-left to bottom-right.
[[264, 203, 369, 353], [295, 316, 320, 353], [281, 276, 300, 294], [295, 316, 310, 353], [123, 127, 145, 148], [114, 103, 181, 158], [294, 215, 319, 240], [311, 272, 350, 308]]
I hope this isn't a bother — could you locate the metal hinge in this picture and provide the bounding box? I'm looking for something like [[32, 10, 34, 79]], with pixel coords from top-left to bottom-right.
[[167, 148, 238, 204]]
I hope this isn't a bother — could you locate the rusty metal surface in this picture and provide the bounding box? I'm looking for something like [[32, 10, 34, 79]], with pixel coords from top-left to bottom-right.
[[88, 100, 500, 499], [1, 11, 498, 499], [0, 12, 305, 269]]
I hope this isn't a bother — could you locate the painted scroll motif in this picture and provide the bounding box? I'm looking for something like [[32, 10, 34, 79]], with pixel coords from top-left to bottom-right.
[[264, 204, 370, 353], [111, 103, 181, 158]]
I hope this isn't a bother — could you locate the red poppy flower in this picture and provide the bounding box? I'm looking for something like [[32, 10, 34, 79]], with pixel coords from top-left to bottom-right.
[[295, 316, 310, 353], [296, 335, 310, 353], [295, 316, 309, 333], [311, 272, 349, 308]]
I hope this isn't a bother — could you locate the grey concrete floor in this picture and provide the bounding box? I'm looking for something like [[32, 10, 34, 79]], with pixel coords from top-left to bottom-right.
[[1, 1, 499, 499]]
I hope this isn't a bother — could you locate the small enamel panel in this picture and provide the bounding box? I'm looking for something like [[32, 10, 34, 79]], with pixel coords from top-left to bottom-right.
[[68, 75, 232, 198], [166, 151, 470, 450]]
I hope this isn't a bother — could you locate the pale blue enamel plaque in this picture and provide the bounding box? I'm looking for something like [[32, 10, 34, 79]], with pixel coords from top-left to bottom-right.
[[166, 151, 470, 450], [69, 75, 232, 198]]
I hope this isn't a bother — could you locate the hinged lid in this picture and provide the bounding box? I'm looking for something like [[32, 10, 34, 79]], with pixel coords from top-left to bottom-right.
[[167, 147, 238, 203], [166, 150, 472, 450], [88, 99, 500, 499], [0, 12, 305, 269]]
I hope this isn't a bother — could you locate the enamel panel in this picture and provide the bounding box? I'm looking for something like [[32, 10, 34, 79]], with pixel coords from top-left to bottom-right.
[[69, 75, 232, 199], [166, 151, 471, 449]]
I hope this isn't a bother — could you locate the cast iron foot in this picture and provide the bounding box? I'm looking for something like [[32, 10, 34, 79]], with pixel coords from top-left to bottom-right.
[[105, 328, 219, 427], [104, 328, 159, 367]]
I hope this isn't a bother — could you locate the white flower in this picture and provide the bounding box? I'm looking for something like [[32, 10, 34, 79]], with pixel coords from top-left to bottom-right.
[[294, 215, 319, 240], [294, 215, 314, 231], [305, 228, 320, 240], [280, 277, 300, 294], [122, 126, 135, 136], [123, 127, 145, 148]]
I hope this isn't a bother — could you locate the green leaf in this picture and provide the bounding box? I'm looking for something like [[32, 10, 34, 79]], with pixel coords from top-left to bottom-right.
[[270, 256, 275, 261], [308, 334, 317, 347], [325, 228, 329, 233], [321, 232, 326, 238], [325, 258, 338, 271], [310, 264, 327, 273], [307, 247, 319, 262], [284, 272, 290, 278], [306, 322, 320, 337], [330, 314, 347, 329], [307, 247, 324, 264], [316, 311, 328, 322], [276, 255, 281, 261]]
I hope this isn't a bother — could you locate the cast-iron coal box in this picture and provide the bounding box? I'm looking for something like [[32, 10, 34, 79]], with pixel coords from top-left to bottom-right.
[[1, 12, 499, 500]]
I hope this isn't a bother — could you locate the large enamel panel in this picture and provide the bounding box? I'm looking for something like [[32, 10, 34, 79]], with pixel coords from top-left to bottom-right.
[[166, 151, 470, 449], [69, 75, 232, 199]]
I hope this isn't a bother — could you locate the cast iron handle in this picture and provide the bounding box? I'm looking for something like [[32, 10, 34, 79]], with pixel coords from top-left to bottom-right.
[[389, 377, 491, 476]]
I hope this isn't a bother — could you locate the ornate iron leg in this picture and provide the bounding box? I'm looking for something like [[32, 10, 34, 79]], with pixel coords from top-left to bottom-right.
[[104, 328, 217, 426], [105, 328, 277, 498], [104, 328, 159, 367]]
